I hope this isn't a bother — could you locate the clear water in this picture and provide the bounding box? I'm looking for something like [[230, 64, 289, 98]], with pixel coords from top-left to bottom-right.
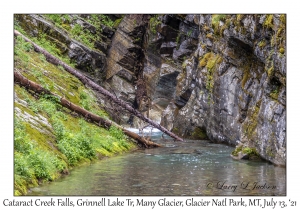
[[28, 131, 286, 196]]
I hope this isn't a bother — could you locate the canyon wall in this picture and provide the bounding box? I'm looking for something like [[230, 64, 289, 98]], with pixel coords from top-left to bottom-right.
[[145, 15, 286, 165], [15, 14, 286, 165]]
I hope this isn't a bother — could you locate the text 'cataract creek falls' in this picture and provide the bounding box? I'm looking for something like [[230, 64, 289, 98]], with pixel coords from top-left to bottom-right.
[[13, 14, 286, 196]]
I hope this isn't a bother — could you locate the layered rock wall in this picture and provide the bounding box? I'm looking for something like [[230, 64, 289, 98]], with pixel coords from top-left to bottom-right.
[[156, 15, 286, 165], [104, 15, 150, 125]]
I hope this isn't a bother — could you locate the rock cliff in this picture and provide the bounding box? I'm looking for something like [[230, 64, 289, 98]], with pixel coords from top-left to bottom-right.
[[148, 15, 286, 165]]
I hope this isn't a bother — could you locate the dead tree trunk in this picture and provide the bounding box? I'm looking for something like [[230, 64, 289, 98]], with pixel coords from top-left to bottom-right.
[[14, 30, 184, 142], [14, 71, 161, 148]]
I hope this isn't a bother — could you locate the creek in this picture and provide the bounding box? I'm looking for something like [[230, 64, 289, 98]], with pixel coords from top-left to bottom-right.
[[28, 130, 286, 196]]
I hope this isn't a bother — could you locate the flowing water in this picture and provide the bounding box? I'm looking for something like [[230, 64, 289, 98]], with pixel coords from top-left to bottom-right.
[[28, 130, 286, 196]]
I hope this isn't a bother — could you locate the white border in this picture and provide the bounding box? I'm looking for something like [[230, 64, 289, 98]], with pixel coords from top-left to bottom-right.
[[2, 0, 298, 209]]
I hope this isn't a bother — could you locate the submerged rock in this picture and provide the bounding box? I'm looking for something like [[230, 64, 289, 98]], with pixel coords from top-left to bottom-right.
[[194, 149, 203, 154]]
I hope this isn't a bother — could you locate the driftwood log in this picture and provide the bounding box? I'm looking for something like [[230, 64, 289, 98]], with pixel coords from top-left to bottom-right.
[[14, 71, 161, 148], [14, 30, 184, 142]]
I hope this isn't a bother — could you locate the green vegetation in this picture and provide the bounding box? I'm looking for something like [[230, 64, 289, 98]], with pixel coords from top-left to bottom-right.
[[172, 127, 179, 134], [70, 23, 100, 50], [113, 18, 123, 28], [176, 33, 181, 49], [198, 52, 222, 95], [14, 20, 74, 67], [36, 33, 70, 63], [44, 14, 71, 31], [46, 14, 118, 31], [191, 127, 208, 139], [265, 14, 285, 59], [181, 59, 188, 69], [263, 15, 274, 29], [270, 86, 280, 100], [230, 14, 251, 36], [206, 54, 222, 70], [14, 87, 134, 195], [242, 103, 260, 140], [97, 14, 115, 28], [258, 40, 266, 48], [240, 57, 263, 90], [231, 146, 242, 156], [231, 146, 260, 160], [280, 14, 286, 25], [262, 14, 286, 61], [262, 14, 285, 78], [236, 14, 244, 22], [199, 52, 212, 68], [279, 47, 285, 54], [241, 65, 250, 88], [267, 65, 274, 77], [221, 19, 231, 35], [14, 91, 68, 195], [15, 14, 114, 56], [242, 147, 259, 156], [149, 15, 161, 34], [211, 14, 226, 31], [211, 14, 228, 36], [14, 35, 135, 195], [86, 14, 123, 29]]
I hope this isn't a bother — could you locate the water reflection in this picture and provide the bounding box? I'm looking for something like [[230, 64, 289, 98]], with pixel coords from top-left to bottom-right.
[[28, 132, 286, 196]]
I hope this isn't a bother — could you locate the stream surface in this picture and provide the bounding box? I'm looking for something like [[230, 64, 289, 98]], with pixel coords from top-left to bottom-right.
[[28, 130, 286, 196]]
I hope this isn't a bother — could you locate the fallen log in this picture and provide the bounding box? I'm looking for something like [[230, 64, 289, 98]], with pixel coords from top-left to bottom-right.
[[14, 30, 184, 142], [14, 70, 161, 148]]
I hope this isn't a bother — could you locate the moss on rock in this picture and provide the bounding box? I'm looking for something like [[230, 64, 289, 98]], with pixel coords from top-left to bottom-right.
[[191, 127, 208, 140], [231, 146, 260, 160]]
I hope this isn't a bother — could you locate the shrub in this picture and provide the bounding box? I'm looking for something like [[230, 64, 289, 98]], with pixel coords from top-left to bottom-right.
[[28, 149, 58, 180]]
